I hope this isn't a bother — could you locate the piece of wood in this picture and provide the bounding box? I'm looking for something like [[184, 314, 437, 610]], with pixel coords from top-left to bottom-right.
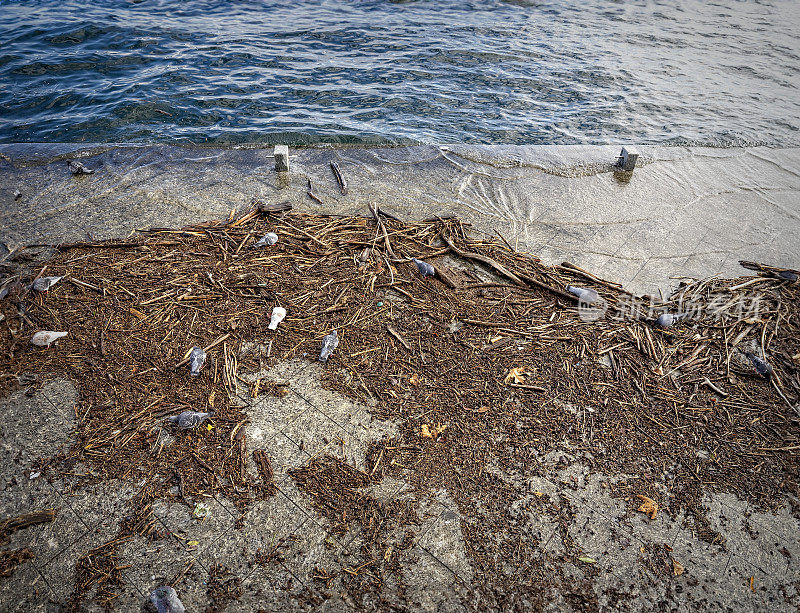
[[387, 326, 412, 351], [0, 509, 57, 543]]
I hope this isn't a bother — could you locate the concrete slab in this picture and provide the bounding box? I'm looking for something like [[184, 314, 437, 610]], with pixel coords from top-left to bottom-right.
[[2, 327, 800, 609]]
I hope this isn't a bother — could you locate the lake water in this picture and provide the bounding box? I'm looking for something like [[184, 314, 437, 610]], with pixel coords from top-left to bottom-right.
[[1, 0, 798, 146]]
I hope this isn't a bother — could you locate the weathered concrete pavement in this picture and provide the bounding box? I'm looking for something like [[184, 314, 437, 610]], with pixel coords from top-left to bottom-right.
[[2, 362, 800, 611]]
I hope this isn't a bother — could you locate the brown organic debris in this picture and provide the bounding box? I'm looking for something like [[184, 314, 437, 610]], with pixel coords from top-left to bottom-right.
[[0, 509, 56, 544], [1, 207, 799, 609], [0, 548, 34, 577], [636, 495, 659, 520]]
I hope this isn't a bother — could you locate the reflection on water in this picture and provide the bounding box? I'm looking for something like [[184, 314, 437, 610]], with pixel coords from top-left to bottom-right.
[[1, 0, 798, 146]]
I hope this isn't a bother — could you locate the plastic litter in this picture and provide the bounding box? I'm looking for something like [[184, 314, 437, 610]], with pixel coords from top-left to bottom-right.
[[192, 502, 210, 519], [412, 258, 435, 277], [566, 285, 600, 304], [188, 347, 205, 376], [656, 313, 686, 328], [68, 160, 94, 175], [31, 331, 68, 347], [319, 330, 339, 363], [168, 410, 213, 429], [268, 306, 286, 330], [149, 586, 185, 613], [32, 276, 62, 292], [255, 232, 278, 247], [745, 352, 772, 379]]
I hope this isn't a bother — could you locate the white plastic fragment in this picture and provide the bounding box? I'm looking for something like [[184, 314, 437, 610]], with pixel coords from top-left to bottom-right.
[[188, 346, 206, 376], [255, 232, 279, 247], [319, 330, 339, 363], [268, 306, 287, 330], [31, 331, 68, 347], [149, 585, 185, 613], [567, 285, 600, 304], [32, 276, 62, 292], [68, 160, 94, 175]]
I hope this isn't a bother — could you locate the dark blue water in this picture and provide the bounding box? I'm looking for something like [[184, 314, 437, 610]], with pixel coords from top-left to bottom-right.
[[1, 0, 798, 146]]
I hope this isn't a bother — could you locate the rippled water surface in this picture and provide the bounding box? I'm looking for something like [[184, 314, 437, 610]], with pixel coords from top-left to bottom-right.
[[1, 0, 798, 145]]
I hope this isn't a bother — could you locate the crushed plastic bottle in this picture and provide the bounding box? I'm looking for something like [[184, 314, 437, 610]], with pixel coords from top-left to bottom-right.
[[31, 331, 68, 347], [268, 306, 286, 330], [412, 258, 435, 277], [319, 330, 339, 363], [188, 347, 206, 376], [567, 285, 600, 304], [149, 586, 185, 613], [255, 232, 279, 247], [32, 276, 62, 292], [168, 410, 213, 429]]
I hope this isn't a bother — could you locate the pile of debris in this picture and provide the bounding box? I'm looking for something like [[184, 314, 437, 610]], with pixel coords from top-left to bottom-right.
[[0, 205, 798, 608]]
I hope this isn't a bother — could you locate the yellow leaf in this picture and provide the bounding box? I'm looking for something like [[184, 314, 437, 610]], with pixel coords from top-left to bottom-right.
[[534, 491, 545, 497], [187, 540, 199, 548], [636, 495, 658, 520], [421, 423, 448, 439], [504, 367, 531, 385], [578, 556, 596, 564], [206, 424, 214, 431]]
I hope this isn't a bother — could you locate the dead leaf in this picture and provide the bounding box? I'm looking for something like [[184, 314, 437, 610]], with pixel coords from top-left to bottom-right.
[[636, 494, 658, 520], [749, 575, 755, 592], [672, 559, 684, 576], [470, 406, 490, 414], [504, 367, 531, 385], [409, 373, 421, 386], [421, 423, 448, 439]]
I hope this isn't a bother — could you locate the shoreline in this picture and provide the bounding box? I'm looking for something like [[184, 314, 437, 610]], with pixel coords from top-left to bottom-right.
[[2, 143, 799, 296]]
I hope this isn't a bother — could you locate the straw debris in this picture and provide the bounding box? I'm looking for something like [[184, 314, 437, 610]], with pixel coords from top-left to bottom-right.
[[1, 205, 798, 607]]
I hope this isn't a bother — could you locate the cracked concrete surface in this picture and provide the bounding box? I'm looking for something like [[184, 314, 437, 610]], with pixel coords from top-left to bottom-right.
[[2, 361, 800, 611]]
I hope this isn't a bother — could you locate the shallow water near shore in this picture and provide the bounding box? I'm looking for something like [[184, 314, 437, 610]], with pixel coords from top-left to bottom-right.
[[1, 0, 799, 146], [2, 143, 799, 297]]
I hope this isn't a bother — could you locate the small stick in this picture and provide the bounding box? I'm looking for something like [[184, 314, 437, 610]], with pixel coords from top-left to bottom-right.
[[330, 161, 348, 195], [307, 178, 324, 204], [0, 509, 57, 542], [387, 326, 412, 351]]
